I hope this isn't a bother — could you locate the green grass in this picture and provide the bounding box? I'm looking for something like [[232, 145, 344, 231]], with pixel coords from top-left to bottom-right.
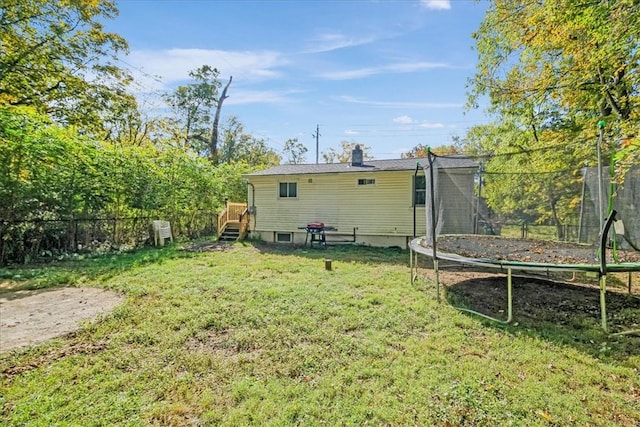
[[1, 243, 639, 426]]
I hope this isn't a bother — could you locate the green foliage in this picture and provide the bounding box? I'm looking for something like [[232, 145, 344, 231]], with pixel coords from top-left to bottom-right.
[[0, 0, 135, 134], [218, 116, 281, 168], [282, 138, 308, 164], [402, 143, 461, 158], [0, 107, 248, 264], [463, 0, 640, 233], [468, 0, 640, 182], [163, 65, 221, 153], [464, 120, 584, 230]]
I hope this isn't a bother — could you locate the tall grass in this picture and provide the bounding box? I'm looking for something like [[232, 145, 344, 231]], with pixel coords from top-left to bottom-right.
[[1, 243, 639, 426]]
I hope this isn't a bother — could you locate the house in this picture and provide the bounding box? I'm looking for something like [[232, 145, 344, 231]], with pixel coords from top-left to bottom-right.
[[244, 146, 478, 248]]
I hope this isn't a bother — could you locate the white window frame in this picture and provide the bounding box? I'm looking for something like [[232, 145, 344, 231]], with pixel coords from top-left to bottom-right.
[[278, 182, 298, 198]]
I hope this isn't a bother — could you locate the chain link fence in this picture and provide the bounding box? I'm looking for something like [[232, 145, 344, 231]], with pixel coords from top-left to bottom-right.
[[0, 211, 218, 265]]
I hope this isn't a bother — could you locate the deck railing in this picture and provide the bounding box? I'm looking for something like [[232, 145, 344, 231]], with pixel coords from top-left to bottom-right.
[[217, 202, 248, 237]]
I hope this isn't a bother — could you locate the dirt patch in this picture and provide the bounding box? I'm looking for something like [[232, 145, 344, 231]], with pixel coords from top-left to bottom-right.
[[0, 287, 123, 353], [182, 241, 237, 252], [419, 267, 640, 335], [416, 236, 640, 331]]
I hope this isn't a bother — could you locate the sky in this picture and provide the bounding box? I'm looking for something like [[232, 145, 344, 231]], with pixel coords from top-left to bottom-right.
[[107, 0, 491, 161]]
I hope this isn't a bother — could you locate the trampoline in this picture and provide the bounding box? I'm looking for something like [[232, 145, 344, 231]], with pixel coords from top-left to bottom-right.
[[411, 150, 640, 334], [410, 230, 640, 334]]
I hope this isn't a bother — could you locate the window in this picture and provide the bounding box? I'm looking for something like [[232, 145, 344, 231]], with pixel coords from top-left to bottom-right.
[[279, 182, 297, 198], [275, 232, 292, 243], [414, 175, 426, 206], [358, 178, 375, 186]]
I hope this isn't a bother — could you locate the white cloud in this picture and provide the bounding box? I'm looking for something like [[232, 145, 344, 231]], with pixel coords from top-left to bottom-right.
[[305, 32, 378, 53], [420, 0, 451, 10], [337, 95, 462, 109], [318, 61, 452, 80], [419, 122, 445, 129], [344, 129, 360, 135], [393, 115, 415, 124], [125, 48, 287, 90]]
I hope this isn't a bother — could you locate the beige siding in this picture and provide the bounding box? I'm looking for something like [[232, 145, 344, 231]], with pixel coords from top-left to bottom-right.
[[248, 170, 443, 244], [251, 171, 425, 234]]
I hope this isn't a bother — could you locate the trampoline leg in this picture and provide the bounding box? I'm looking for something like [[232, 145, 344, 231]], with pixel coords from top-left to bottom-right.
[[507, 268, 513, 323], [434, 258, 440, 303], [410, 249, 415, 284], [600, 274, 608, 333]]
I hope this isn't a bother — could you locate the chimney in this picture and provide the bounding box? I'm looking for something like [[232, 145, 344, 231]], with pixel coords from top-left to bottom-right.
[[351, 144, 363, 166]]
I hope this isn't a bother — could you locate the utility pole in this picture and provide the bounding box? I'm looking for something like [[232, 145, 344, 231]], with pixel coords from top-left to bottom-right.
[[312, 124, 320, 164]]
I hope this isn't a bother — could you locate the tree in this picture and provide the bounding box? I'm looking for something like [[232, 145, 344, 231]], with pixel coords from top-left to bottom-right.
[[282, 138, 308, 164], [163, 65, 220, 153], [218, 116, 280, 169], [210, 76, 232, 165], [0, 0, 134, 133], [322, 141, 373, 163], [402, 143, 461, 158], [468, 0, 640, 182], [464, 120, 585, 236]]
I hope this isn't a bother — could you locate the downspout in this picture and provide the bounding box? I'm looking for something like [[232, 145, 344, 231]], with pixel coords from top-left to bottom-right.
[[247, 182, 256, 232]]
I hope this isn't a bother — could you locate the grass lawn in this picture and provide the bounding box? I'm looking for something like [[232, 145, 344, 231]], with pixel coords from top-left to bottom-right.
[[1, 242, 639, 426]]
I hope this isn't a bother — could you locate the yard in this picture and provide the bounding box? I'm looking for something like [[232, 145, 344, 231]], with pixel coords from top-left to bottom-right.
[[1, 242, 639, 426]]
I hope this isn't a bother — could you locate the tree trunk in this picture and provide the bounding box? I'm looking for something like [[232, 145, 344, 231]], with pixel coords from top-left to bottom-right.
[[549, 196, 563, 240], [210, 76, 232, 165]]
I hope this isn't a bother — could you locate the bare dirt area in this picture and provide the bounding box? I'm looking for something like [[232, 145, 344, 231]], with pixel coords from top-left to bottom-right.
[[182, 241, 238, 252], [416, 236, 640, 334], [0, 287, 123, 353], [426, 269, 639, 328]]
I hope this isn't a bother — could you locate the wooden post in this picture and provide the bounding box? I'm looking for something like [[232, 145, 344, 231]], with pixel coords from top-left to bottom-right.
[[325, 259, 332, 271]]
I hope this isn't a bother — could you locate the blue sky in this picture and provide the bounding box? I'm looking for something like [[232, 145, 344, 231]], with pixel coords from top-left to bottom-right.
[[108, 0, 490, 160]]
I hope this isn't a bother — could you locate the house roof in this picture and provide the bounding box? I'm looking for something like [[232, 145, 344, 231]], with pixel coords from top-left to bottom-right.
[[246, 155, 478, 177]]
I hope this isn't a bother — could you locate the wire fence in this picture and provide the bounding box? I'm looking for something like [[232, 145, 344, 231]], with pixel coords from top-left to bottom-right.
[[0, 211, 218, 265]]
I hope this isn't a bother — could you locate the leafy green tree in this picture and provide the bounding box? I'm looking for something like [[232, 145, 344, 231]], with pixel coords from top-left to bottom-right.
[[402, 143, 461, 158], [163, 65, 233, 163], [218, 116, 280, 169], [464, 120, 584, 236], [283, 138, 308, 164], [163, 65, 221, 152], [468, 0, 640, 182], [0, 106, 246, 262], [0, 0, 134, 133]]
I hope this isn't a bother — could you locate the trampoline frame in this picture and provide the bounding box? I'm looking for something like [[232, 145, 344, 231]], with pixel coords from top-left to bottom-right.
[[409, 234, 640, 334]]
